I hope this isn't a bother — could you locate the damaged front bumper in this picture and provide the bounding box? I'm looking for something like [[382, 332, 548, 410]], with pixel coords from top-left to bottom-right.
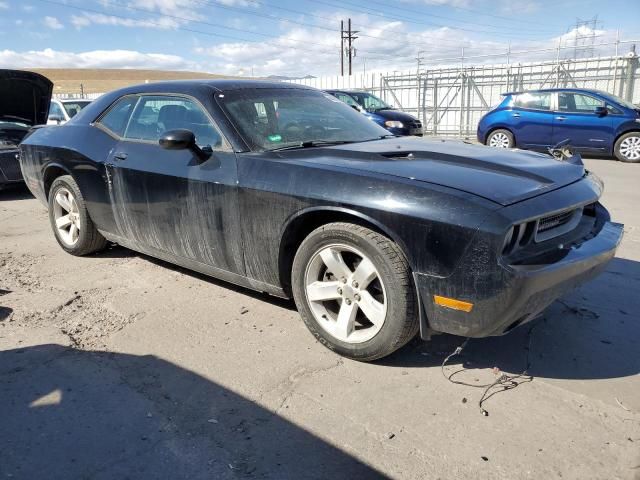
[[417, 204, 624, 338]]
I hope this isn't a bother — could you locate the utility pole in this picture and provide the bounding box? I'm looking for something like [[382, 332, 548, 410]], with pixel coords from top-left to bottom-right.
[[340, 18, 358, 76]]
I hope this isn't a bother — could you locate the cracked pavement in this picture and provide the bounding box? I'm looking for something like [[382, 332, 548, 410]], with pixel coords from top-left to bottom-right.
[[1, 157, 639, 479]]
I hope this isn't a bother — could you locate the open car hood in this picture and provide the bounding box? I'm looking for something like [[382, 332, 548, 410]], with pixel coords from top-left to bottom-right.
[[0, 69, 53, 126], [287, 137, 586, 206]]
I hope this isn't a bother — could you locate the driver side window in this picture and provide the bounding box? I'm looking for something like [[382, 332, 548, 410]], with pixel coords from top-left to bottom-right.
[[124, 95, 224, 148]]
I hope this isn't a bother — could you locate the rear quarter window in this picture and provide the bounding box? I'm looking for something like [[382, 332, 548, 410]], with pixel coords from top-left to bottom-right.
[[97, 96, 139, 137], [513, 92, 551, 111]]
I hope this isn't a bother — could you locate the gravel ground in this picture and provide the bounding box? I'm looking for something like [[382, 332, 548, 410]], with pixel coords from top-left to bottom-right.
[[1, 157, 639, 479]]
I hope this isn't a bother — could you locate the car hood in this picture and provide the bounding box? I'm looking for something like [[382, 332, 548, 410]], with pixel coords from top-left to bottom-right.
[[369, 109, 418, 122], [286, 137, 586, 206], [0, 69, 53, 126]]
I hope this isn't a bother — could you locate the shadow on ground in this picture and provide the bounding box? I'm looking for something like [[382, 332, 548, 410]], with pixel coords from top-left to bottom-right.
[[0, 344, 387, 479], [380, 258, 640, 383]]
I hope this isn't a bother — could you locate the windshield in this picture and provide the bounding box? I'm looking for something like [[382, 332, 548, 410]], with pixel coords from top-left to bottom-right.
[[62, 101, 91, 118], [595, 90, 638, 110], [346, 92, 393, 111], [219, 88, 390, 151]]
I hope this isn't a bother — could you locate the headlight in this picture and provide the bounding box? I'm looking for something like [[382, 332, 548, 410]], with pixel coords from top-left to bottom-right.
[[384, 120, 404, 128]]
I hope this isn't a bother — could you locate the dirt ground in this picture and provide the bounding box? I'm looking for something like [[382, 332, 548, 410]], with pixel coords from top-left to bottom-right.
[[1, 157, 639, 479]]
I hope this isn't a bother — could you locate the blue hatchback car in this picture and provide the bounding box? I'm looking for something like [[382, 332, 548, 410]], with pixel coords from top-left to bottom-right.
[[477, 88, 640, 162]]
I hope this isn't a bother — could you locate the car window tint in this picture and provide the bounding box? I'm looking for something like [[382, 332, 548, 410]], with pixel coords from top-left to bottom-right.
[[513, 92, 551, 111], [62, 101, 91, 118], [49, 102, 65, 118], [558, 92, 604, 113], [124, 96, 223, 148], [98, 96, 138, 137], [334, 93, 359, 107], [607, 103, 622, 114]]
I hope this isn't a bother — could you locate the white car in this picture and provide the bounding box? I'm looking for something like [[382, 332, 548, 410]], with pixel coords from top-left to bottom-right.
[[47, 98, 92, 125]]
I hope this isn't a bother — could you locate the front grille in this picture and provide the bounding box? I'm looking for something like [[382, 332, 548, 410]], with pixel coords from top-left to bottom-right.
[[0, 149, 22, 182], [537, 210, 575, 233], [408, 121, 422, 129]]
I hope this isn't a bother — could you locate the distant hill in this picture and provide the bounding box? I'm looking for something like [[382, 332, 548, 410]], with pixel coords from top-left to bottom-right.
[[267, 74, 316, 81], [30, 69, 241, 95]]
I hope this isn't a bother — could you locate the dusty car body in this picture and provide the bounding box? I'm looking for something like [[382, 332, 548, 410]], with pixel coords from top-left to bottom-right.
[[19, 80, 623, 360], [0, 69, 53, 188]]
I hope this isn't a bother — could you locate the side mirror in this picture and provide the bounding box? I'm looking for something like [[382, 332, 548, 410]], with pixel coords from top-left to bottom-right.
[[159, 129, 211, 162], [49, 115, 64, 124], [594, 106, 608, 117], [159, 129, 195, 150], [350, 104, 363, 112]]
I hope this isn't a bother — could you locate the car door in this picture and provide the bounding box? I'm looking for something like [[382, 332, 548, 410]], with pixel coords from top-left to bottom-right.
[[551, 91, 613, 153], [101, 94, 245, 275], [509, 92, 554, 149]]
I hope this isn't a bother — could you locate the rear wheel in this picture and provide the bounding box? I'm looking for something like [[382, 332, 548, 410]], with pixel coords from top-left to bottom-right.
[[486, 129, 514, 149], [48, 175, 107, 255], [614, 132, 640, 163], [292, 222, 418, 361]]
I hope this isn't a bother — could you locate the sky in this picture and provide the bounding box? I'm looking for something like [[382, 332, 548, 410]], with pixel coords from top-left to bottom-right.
[[0, 0, 639, 77]]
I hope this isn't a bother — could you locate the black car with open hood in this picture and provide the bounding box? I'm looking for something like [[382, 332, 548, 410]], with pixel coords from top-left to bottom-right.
[[0, 69, 53, 188]]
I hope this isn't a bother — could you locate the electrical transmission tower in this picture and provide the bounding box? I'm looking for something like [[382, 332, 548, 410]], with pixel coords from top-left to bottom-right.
[[340, 19, 358, 76], [569, 16, 601, 59]]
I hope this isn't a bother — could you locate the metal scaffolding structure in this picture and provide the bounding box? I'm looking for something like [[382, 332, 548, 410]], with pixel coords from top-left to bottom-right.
[[288, 48, 640, 138]]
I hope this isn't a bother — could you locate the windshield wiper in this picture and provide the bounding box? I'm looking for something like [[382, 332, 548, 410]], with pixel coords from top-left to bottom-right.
[[267, 139, 359, 152]]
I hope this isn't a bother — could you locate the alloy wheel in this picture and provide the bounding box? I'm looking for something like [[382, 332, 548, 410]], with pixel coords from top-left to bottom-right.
[[304, 244, 387, 344], [52, 187, 81, 246], [619, 136, 640, 161], [489, 132, 511, 148]]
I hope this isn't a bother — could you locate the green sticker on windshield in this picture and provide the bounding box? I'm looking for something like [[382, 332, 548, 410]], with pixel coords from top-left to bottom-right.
[[268, 134, 282, 142]]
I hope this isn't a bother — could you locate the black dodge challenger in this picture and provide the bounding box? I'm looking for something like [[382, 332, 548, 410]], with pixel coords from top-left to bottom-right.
[[20, 80, 623, 360]]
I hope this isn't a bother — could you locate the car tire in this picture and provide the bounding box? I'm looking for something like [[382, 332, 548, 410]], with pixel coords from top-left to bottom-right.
[[486, 129, 514, 149], [291, 222, 419, 361], [48, 175, 107, 256], [614, 132, 640, 163]]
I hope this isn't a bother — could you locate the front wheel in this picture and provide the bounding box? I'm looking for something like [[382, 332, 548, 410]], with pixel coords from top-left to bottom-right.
[[291, 222, 418, 361], [486, 129, 514, 149], [614, 132, 640, 163]]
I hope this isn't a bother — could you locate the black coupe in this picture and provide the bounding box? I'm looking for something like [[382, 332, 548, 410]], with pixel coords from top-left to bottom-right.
[[20, 80, 623, 360]]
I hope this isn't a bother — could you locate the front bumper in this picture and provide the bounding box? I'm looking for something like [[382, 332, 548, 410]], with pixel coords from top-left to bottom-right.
[[416, 208, 624, 338]]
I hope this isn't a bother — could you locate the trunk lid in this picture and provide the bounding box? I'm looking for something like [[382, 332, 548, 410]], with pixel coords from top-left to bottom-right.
[[0, 70, 54, 126], [287, 137, 585, 206]]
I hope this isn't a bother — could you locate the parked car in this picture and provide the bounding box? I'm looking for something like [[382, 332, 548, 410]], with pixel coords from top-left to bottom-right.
[[20, 81, 622, 360], [478, 88, 640, 162], [48, 98, 92, 125], [325, 89, 423, 136], [0, 69, 53, 189]]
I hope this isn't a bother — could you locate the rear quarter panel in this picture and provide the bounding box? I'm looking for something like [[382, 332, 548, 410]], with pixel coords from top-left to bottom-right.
[[20, 124, 119, 233]]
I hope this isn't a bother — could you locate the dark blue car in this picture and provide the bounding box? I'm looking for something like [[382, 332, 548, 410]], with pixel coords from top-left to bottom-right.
[[325, 89, 423, 136], [477, 88, 640, 162]]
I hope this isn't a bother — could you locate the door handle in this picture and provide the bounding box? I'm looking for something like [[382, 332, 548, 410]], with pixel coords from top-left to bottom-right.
[[555, 116, 566, 121], [512, 113, 520, 118], [113, 152, 128, 161]]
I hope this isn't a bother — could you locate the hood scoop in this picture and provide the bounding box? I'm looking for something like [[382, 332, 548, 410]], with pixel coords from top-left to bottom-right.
[[380, 151, 416, 160]]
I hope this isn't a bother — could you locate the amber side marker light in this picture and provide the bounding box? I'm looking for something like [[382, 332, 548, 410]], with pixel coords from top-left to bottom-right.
[[433, 295, 474, 313]]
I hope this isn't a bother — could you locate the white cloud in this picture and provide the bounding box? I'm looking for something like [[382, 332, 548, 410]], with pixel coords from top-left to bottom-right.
[[0, 2, 9, 10], [44, 16, 64, 30], [70, 13, 180, 30], [0, 48, 197, 70]]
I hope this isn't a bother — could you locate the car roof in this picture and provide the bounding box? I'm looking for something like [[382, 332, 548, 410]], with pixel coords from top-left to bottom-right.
[[58, 98, 91, 103], [502, 87, 606, 96], [109, 79, 315, 97]]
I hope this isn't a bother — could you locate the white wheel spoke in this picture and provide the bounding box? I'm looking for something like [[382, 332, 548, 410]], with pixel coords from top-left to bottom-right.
[[55, 215, 72, 229], [69, 224, 79, 243], [307, 281, 342, 302], [55, 192, 72, 212], [357, 291, 386, 326], [319, 247, 352, 279], [335, 300, 358, 339], [352, 257, 377, 290]]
